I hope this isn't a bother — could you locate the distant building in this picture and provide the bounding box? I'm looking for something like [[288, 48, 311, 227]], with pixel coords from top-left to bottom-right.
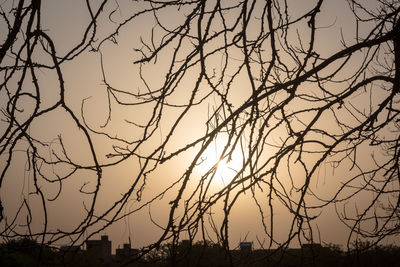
[[86, 235, 112, 263], [240, 242, 253, 254], [116, 243, 139, 259], [60, 245, 81, 253]]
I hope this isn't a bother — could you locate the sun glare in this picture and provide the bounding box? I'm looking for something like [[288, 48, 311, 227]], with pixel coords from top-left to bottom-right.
[[197, 137, 244, 186]]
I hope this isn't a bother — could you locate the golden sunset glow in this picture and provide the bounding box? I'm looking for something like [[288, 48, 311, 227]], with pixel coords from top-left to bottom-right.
[[196, 134, 245, 188], [201, 150, 241, 186]]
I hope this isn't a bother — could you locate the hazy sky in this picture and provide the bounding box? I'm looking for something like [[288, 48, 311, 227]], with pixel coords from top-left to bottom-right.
[[1, 0, 399, 253]]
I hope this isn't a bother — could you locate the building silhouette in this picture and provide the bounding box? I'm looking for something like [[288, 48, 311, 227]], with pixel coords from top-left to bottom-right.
[[115, 243, 139, 264], [240, 241, 253, 254], [86, 235, 112, 263]]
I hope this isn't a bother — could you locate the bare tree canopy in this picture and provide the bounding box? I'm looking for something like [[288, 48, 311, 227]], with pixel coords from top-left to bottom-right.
[[0, 0, 399, 263]]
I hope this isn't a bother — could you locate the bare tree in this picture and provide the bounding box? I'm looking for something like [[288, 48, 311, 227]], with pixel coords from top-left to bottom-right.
[[0, 0, 399, 264]]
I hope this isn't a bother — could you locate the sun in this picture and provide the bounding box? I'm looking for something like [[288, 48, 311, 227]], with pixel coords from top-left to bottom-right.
[[197, 135, 244, 186]]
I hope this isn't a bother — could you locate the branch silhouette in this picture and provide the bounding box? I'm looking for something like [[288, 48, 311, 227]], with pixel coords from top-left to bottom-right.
[[0, 0, 399, 265]]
